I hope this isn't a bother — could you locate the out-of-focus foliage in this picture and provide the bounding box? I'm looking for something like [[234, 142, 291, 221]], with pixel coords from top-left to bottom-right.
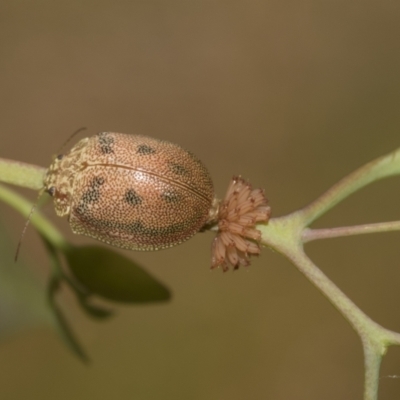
[[66, 245, 171, 304], [0, 221, 52, 337], [0, 181, 172, 361]]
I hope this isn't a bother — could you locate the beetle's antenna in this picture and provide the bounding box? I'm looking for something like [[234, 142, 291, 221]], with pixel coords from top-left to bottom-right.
[[15, 188, 45, 262], [56, 127, 87, 155]]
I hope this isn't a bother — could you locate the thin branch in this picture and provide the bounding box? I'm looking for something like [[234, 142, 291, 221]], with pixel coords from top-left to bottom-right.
[[260, 219, 400, 400], [267, 238, 379, 338], [0, 157, 46, 191], [363, 339, 383, 400], [0, 183, 68, 251], [302, 221, 400, 243], [297, 147, 400, 226]]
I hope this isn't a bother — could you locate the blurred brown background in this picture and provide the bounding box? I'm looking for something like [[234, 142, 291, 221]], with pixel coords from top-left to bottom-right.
[[1, 1, 400, 399]]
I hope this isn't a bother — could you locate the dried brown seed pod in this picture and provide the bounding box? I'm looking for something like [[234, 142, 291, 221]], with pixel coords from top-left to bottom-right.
[[211, 176, 271, 271]]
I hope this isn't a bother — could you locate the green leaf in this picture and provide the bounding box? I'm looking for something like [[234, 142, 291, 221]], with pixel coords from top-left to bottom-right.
[[75, 294, 114, 320], [47, 276, 89, 363], [40, 235, 113, 320], [64, 246, 171, 304], [41, 237, 89, 362]]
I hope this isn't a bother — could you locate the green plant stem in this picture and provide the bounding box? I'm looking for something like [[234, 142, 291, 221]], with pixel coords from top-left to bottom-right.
[[261, 220, 382, 340], [298, 146, 400, 225], [302, 220, 400, 242], [261, 218, 400, 400], [363, 338, 383, 400], [259, 145, 400, 400], [0, 183, 68, 251], [0, 158, 46, 190], [361, 326, 400, 399]]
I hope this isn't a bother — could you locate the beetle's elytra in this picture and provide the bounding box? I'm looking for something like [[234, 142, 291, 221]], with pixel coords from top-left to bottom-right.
[[44, 132, 215, 251]]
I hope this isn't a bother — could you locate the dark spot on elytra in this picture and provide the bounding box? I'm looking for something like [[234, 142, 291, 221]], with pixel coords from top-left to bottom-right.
[[56, 154, 63, 160], [75, 204, 85, 215], [92, 176, 105, 186], [170, 163, 189, 176], [98, 132, 115, 154], [125, 189, 142, 206], [137, 144, 156, 155], [75, 176, 105, 214], [88, 214, 200, 238], [80, 187, 101, 204], [125, 219, 187, 236], [161, 190, 181, 203], [127, 220, 146, 233]]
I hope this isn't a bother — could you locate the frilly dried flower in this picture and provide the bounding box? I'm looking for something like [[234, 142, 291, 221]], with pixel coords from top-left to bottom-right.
[[211, 176, 271, 271]]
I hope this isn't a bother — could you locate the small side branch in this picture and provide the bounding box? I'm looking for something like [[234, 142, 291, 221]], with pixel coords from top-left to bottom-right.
[[303, 221, 400, 243], [298, 146, 400, 226]]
